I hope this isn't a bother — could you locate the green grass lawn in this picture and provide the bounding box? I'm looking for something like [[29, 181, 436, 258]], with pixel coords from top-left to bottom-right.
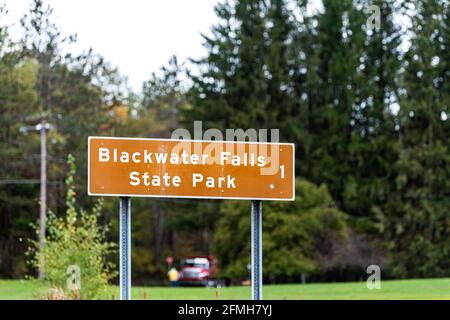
[[0, 278, 448, 300]]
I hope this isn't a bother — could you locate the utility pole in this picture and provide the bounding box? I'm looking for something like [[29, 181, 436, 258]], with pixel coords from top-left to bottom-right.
[[20, 114, 52, 279], [38, 116, 47, 280]]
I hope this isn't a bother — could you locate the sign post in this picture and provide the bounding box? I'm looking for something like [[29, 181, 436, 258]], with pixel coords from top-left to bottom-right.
[[251, 200, 262, 300], [88, 137, 295, 300], [119, 197, 131, 300]]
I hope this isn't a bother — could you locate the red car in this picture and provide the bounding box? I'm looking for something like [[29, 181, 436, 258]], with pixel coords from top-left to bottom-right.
[[178, 256, 222, 287]]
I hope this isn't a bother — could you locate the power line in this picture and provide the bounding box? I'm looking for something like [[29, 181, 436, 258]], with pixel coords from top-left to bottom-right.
[[0, 179, 60, 185], [0, 179, 40, 184]]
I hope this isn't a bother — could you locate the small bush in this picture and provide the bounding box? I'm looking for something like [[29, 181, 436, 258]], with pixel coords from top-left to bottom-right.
[[213, 178, 348, 282], [27, 154, 116, 299]]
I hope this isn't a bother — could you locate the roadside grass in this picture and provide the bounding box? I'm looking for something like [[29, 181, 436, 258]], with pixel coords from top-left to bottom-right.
[[0, 278, 448, 300]]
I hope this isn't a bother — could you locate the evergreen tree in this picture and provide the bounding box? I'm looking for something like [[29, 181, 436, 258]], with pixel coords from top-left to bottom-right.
[[264, 0, 298, 139], [0, 6, 41, 277], [305, 0, 366, 204], [344, 0, 402, 233], [387, 0, 450, 277], [142, 55, 188, 136], [0, 0, 126, 278], [187, 0, 268, 131]]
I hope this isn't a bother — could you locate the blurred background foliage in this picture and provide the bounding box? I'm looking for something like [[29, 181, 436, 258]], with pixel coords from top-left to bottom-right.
[[0, 0, 449, 284]]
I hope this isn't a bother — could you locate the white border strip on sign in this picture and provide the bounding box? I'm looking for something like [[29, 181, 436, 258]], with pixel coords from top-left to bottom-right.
[[87, 136, 295, 201]]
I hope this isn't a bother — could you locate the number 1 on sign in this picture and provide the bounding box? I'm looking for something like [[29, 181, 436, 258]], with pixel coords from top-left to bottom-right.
[[280, 165, 285, 179]]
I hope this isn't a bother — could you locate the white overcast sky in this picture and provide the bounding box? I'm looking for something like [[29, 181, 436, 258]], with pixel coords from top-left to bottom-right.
[[1, 1, 409, 94], [2, 0, 219, 91]]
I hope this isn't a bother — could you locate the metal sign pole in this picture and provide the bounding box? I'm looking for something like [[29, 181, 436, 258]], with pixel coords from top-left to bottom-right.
[[119, 197, 131, 300], [251, 200, 263, 300]]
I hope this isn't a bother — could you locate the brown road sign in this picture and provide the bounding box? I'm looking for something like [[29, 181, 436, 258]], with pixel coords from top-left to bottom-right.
[[88, 137, 295, 200]]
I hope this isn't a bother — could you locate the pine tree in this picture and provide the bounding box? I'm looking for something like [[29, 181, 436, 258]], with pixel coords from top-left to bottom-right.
[[344, 0, 402, 232], [0, 0, 125, 278], [0, 6, 41, 277], [141, 56, 188, 136], [387, 0, 450, 277], [305, 0, 366, 203], [187, 0, 268, 131], [264, 0, 298, 139]]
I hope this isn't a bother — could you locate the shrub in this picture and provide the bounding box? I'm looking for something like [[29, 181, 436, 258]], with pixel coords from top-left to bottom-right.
[[27, 154, 116, 299], [213, 178, 348, 282]]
